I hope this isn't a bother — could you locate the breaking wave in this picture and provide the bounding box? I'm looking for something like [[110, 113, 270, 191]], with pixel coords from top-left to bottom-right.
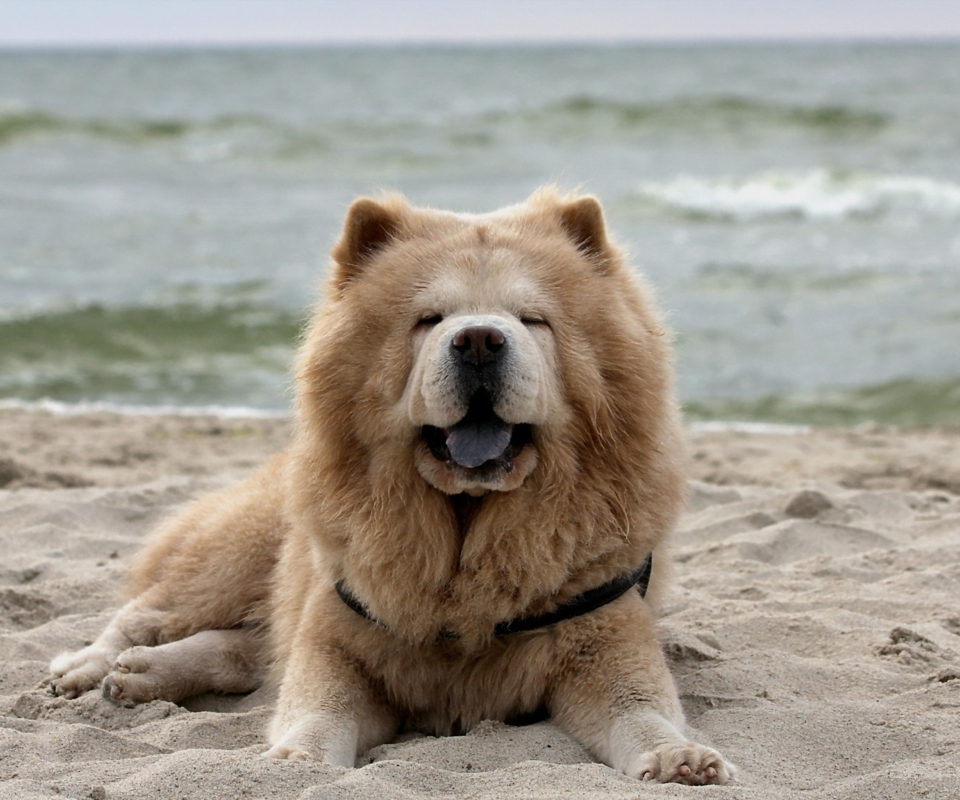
[[0, 301, 301, 409], [632, 169, 960, 221]]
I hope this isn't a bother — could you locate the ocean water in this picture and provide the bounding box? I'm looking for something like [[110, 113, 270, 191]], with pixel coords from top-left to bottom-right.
[[1, 43, 959, 424]]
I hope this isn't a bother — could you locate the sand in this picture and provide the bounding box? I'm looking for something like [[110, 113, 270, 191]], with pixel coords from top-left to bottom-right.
[[1, 408, 959, 800]]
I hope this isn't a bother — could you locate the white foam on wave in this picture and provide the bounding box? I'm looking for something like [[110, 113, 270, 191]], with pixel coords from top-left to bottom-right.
[[634, 169, 960, 221], [688, 420, 813, 436], [0, 397, 289, 419]]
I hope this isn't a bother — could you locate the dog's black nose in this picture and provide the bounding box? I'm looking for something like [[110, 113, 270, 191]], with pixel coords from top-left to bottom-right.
[[451, 325, 506, 366]]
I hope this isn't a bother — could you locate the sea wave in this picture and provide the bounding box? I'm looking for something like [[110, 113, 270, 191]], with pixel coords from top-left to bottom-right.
[[0, 93, 892, 156], [0, 108, 239, 143], [0, 300, 301, 360], [0, 301, 301, 408], [684, 378, 960, 427], [529, 94, 890, 134], [0, 107, 331, 160], [632, 169, 960, 221]]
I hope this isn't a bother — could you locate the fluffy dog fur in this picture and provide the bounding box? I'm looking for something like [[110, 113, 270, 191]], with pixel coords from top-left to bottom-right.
[[50, 189, 734, 785]]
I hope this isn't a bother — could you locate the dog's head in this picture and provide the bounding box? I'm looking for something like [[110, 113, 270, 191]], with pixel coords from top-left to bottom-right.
[[296, 189, 674, 499]]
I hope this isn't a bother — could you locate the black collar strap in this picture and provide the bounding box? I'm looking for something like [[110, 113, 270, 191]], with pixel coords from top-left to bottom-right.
[[334, 552, 653, 638]]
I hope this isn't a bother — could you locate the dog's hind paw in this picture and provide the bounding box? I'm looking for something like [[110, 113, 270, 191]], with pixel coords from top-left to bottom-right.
[[49, 647, 113, 699]]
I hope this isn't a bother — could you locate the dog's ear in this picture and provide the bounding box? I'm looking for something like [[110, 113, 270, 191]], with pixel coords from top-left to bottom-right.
[[330, 196, 406, 291], [529, 188, 616, 272], [556, 195, 611, 263]]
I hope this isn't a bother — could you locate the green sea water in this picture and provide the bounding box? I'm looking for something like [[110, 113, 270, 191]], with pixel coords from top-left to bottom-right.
[[1, 44, 959, 424]]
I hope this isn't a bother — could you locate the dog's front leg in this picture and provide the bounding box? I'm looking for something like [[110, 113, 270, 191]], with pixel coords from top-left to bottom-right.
[[549, 596, 735, 785], [265, 620, 397, 765]]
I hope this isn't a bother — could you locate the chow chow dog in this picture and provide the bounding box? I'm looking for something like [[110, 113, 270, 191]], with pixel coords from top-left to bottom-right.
[[50, 189, 734, 785]]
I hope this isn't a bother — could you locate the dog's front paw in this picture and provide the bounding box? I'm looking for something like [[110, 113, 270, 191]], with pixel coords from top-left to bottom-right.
[[263, 744, 312, 761], [631, 742, 735, 785], [265, 711, 358, 767]]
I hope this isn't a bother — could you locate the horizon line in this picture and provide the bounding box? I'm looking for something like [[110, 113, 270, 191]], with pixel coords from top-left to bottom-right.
[[2, 34, 959, 52]]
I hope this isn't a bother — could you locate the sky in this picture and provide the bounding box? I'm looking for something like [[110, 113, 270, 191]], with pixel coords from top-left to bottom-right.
[[2, 0, 960, 47]]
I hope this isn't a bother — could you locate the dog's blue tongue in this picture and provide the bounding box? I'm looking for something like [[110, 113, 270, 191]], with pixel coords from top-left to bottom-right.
[[446, 416, 512, 468]]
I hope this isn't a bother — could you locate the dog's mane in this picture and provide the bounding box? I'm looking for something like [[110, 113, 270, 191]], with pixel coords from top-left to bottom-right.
[[286, 193, 685, 647]]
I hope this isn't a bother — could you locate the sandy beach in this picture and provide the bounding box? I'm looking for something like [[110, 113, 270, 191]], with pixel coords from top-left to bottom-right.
[[1, 408, 959, 799]]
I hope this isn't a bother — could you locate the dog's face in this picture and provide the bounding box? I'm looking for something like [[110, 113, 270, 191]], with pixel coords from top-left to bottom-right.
[[404, 269, 562, 495], [301, 189, 657, 499]]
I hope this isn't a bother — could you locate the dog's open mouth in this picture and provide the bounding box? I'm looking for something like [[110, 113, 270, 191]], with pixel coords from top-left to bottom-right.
[[421, 391, 533, 472]]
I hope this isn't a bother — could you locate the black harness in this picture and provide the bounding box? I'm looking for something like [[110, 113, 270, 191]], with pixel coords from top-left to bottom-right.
[[334, 552, 653, 638]]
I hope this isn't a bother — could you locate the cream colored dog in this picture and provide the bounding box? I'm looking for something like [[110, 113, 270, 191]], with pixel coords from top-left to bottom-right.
[[51, 189, 734, 785]]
